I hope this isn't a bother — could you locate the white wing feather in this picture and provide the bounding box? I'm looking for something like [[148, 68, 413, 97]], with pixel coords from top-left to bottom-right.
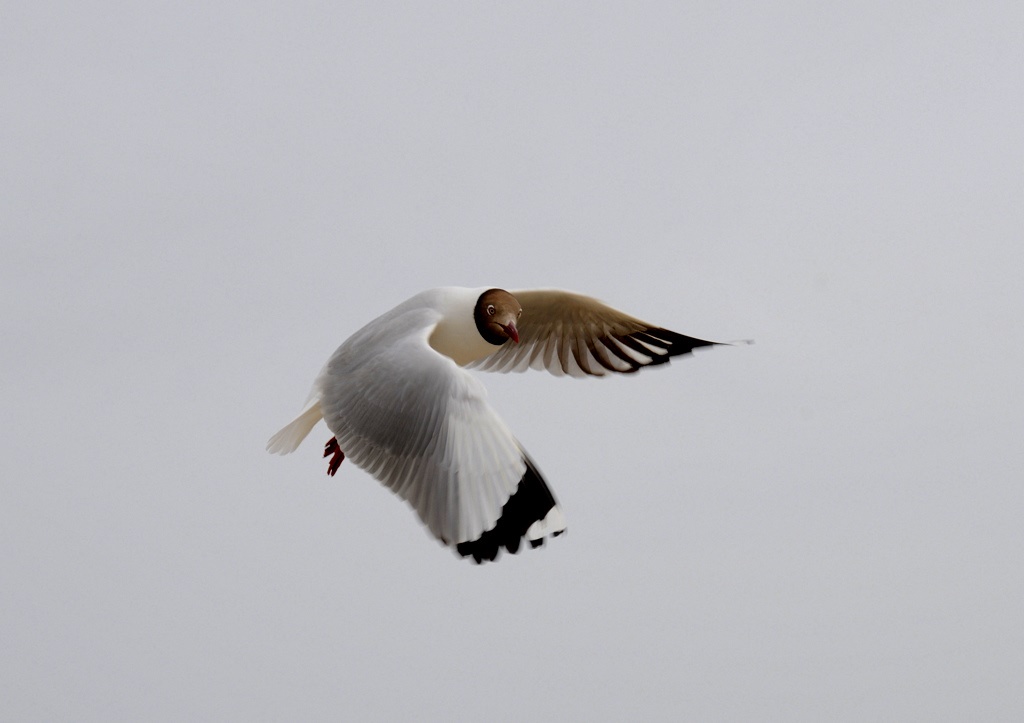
[[316, 312, 527, 545]]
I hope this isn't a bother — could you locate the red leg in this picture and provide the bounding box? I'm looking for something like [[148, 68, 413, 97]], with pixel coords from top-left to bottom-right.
[[324, 437, 345, 476]]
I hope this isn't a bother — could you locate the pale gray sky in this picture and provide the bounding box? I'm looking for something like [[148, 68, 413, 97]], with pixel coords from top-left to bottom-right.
[[3, 2, 1023, 721]]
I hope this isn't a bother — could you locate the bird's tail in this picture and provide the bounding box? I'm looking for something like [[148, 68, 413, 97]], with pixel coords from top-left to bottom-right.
[[266, 400, 323, 454]]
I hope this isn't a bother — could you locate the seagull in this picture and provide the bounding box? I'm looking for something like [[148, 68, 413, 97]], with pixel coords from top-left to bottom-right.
[[268, 287, 725, 563]]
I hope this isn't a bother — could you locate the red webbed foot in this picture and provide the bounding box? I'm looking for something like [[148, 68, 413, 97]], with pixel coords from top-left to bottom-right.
[[324, 437, 345, 476]]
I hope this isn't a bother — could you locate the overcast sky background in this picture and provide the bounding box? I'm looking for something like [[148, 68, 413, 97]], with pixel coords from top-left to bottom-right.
[[3, 2, 1023, 720]]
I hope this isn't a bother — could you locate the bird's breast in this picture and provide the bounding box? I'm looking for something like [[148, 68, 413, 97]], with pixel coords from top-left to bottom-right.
[[428, 315, 503, 366]]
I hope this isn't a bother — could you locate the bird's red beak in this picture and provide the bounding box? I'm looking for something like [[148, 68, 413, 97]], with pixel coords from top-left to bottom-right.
[[500, 322, 520, 344]]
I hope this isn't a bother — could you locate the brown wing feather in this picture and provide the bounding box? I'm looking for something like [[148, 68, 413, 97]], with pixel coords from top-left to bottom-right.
[[467, 289, 718, 377]]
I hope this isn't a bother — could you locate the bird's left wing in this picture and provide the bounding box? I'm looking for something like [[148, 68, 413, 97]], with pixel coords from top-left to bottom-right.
[[468, 289, 719, 378]]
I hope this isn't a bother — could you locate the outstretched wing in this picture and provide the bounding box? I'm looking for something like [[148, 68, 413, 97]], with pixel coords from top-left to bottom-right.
[[318, 324, 565, 561], [467, 289, 719, 378]]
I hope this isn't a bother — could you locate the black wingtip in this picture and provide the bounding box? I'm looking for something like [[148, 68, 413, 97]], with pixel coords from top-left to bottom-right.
[[455, 456, 564, 565], [644, 327, 720, 358]]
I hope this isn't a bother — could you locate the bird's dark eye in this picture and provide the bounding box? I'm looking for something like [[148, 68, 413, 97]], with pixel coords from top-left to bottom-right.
[[487, 305, 496, 316]]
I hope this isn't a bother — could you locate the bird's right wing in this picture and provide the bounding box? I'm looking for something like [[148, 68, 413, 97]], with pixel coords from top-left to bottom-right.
[[318, 324, 564, 561]]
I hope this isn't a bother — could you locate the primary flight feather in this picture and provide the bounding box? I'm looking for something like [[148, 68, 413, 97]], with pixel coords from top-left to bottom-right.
[[268, 287, 722, 563]]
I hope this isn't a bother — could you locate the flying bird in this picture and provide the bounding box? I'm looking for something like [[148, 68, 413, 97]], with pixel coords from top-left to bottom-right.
[[267, 287, 725, 563]]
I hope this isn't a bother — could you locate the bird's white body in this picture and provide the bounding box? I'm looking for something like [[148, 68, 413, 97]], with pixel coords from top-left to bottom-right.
[[268, 286, 718, 563]]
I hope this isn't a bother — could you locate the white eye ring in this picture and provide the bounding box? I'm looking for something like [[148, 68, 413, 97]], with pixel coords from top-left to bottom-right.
[[487, 304, 496, 316]]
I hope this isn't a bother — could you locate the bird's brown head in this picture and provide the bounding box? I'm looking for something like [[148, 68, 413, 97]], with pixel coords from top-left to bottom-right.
[[474, 288, 522, 346]]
